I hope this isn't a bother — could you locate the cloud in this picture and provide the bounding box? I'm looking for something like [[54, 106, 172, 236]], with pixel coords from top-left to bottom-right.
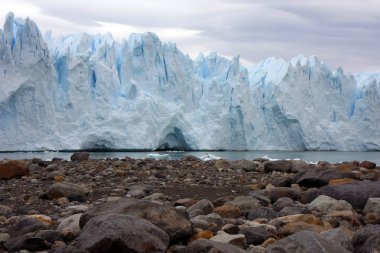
[[1, 0, 379, 72]]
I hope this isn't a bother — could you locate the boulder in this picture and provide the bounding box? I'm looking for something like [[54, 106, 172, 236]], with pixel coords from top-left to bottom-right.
[[214, 205, 241, 218], [321, 228, 353, 251], [80, 198, 192, 241], [240, 226, 274, 245], [269, 187, 301, 203], [292, 167, 355, 187], [266, 230, 351, 253], [278, 222, 331, 236], [226, 196, 260, 214], [303, 181, 380, 209], [352, 224, 380, 253], [46, 182, 90, 201], [264, 160, 293, 173], [187, 199, 215, 216], [70, 152, 90, 162], [247, 207, 277, 221], [359, 161, 376, 170], [307, 195, 352, 213], [210, 231, 247, 248], [77, 214, 169, 253], [0, 160, 29, 180], [363, 198, 380, 214], [57, 213, 82, 240], [185, 238, 247, 253]]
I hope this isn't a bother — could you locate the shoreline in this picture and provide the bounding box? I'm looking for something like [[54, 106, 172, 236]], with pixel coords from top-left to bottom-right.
[[0, 153, 379, 252]]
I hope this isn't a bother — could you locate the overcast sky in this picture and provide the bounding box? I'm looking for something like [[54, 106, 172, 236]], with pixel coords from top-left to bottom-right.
[[1, 0, 379, 72]]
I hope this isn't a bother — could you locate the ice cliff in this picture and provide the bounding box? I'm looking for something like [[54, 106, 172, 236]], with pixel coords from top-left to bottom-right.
[[1, 13, 379, 151]]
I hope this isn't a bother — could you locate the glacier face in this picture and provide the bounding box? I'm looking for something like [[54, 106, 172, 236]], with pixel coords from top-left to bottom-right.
[[0, 13, 379, 151]]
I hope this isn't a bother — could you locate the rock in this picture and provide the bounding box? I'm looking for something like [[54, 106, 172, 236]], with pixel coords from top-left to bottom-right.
[[144, 193, 167, 202], [266, 230, 350, 253], [189, 230, 214, 243], [324, 210, 362, 227], [174, 198, 197, 208], [328, 178, 356, 186], [232, 160, 257, 172], [272, 197, 295, 212], [46, 182, 90, 200], [214, 205, 241, 218], [0, 204, 12, 216], [210, 231, 247, 248], [0, 233, 10, 243], [190, 213, 236, 231], [185, 238, 247, 253], [77, 214, 169, 253], [4, 230, 62, 252], [303, 181, 380, 209], [240, 226, 274, 245], [271, 177, 292, 187], [222, 224, 240, 234], [187, 199, 215, 216], [307, 195, 352, 213], [352, 224, 380, 253], [364, 212, 380, 225], [292, 167, 355, 187], [0, 160, 29, 180], [10, 217, 48, 237], [268, 214, 324, 229], [57, 213, 82, 240], [359, 161, 376, 170], [28, 214, 53, 226], [247, 207, 277, 221], [320, 228, 353, 251], [226, 196, 260, 214], [47, 171, 64, 180], [269, 187, 301, 203], [70, 152, 90, 162], [278, 205, 311, 217], [278, 222, 331, 236], [80, 198, 192, 241], [363, 198, 380, 214], [264, 160, 293, 173]]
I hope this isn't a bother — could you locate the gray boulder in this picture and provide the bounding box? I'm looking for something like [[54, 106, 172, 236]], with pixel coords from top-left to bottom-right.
[[77, 214, 169, 253], [352, 224, 380, 253], [266, 230, 351, 253], [79, 198, 192, 241]]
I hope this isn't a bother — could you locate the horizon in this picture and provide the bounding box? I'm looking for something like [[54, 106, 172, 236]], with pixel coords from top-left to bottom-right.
[[1, 0, 380, 73]]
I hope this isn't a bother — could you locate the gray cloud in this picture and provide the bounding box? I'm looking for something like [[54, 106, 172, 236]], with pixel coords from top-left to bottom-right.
[[1, 0, 379, 72]]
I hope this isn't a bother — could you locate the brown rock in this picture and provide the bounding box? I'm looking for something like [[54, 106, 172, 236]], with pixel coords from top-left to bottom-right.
[[261, 238, 276, 248], [324, 210, 362, 226], [328, 178, 356, 186], [278, 222, 331, 236], [188, 230, 214, 243], [70, 152, 90, 162], [214, 205, 241, 218], [0, 160, 29, 180], [359, 161, 376, 170], [269, 214, 324, 227]]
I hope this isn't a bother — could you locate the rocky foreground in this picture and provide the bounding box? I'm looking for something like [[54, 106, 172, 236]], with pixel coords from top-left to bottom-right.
[[0, 153, 380, 253]]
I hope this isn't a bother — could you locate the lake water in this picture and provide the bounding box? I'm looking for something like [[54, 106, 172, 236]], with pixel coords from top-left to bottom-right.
[[0, 151, 379, 164]]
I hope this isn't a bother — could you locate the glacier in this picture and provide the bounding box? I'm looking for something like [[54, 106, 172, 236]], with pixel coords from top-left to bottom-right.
[[0, 12, 379, 151]]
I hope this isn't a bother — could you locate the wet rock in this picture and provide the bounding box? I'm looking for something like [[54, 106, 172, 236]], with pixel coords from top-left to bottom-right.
[[70, 152, 90, 162], [247, 207, 277, 221], [266, 230, 350, 253], [307, 195, 352, 213], [363, 198, 380, 214], [269, 187, 301, 203], [185, 238, 247, 253], [292, 167, 355, 187], [46, 182, 90, 200], [80, 198, 192, 241], [0, 160, 29, 180], [303, 181, 380, 209], [352, 224, 380, 253], [210, 231, 247, 248], [77, 214, 169, 253], [214, 205, 241, 218], [240, 226, 274, 245]]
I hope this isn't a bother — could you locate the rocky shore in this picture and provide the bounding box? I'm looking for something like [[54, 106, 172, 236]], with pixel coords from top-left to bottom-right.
[[0, 152, 380, 253]]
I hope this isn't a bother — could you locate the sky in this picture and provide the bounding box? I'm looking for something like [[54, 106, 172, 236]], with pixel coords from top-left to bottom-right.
[[1, 0, 379, 72]]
